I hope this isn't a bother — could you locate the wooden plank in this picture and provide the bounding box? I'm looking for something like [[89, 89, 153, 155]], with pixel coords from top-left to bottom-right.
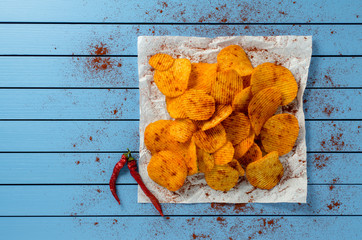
[[0, 57, 360, 88], [0, 185, 359, 216], [0, 0, 360, 23], [1, 216, 360, 240], [0, 25, 360, 55], [0, 153, 359, 184], [0, 89, 360, 119], [0, 121, 359, 152]]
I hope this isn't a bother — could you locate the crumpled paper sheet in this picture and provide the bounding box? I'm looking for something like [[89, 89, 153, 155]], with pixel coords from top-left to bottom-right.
[[138, 36, 312, 203]]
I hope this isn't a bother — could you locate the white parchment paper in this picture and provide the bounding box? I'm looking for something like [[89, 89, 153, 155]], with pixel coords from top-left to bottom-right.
[[138, 36, 312, 203]]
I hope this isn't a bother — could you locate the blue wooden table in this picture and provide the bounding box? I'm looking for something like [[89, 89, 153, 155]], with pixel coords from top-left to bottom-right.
[[0, 1, 361, 239]]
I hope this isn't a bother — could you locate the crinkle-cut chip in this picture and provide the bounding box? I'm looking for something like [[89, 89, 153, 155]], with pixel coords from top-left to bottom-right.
[[200, 105, 233, 131], [193, 124, 227, 153], [144, 120, 178, 154], [234, 129, 255, 159], [238, 143, 262, 167], [248, 87, 282, 135], [188, 63, 217, 93], [228, 159, 245, 176], [154, 58, 191, 97], [245, 151, 284, 190], [149, 53, 174, 71], [182, 89, 216, 120], [217, 45, 253, 77], [213, 141, 234, 165], [147, 150, 188, 191], [232, 86, 253, 113], [211, 70, 244, 105], [260, 113, 299, 156], [166, 95, 187, 119], [222, 112, 251, 145], [243, 74, 251, 88], [197, 147, 215, 173], [205, 165, 239, 191], [250, 62, 298, 105], [170, 119, 197, 143]]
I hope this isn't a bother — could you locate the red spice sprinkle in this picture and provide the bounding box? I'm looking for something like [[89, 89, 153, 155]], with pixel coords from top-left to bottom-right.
[[258, 231, 263, 234], [75, 161, 80, 165], [331, 31, 335, 34], [113, 109, 118, 115], [314, 155, 330, 170], [244, 26, 249, 29], [166, 217, 170, 220], [73, 144, 76, 147], [221, 18, 228, 23], [113, 219, 118, 224], [327, 200, 341, 210], [95, 157, 100, 162], [89, 136, 93, 141], [94, 222, 99, 226], [329, 185, 335, 191], [96, 189, 101, 193]]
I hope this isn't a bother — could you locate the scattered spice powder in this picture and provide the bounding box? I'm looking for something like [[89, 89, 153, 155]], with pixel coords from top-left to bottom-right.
[[327, 200, 341, 210], [89, 136, 93, 141], [95, 157, 100, 162], [96, 189, 101, 193], [75, 161, 80, 165], [94, 222, 99, 226], [314, 154, 330, 170]]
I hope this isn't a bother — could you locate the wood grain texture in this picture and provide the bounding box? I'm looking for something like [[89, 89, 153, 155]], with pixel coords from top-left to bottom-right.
[[0, 0, 360, 23], [0, 121, 360, 152], [0, 57, 360, 88], [0, 25, 361, 55], [0, 89, 360, 119], [0, 185, 359, 216], [1, 216, 361, 240], [0, 153, 359, 184]]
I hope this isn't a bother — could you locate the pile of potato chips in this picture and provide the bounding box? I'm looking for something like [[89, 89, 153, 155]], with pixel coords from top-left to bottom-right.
[[145, 45, 300, 192]]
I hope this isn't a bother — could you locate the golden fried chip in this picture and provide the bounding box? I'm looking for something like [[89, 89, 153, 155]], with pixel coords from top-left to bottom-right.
[[144, 120, 178, 154], [149, 53, 174, 71], [188, 63, 217, 93], [250, 62, 298, 105], [232, 86, 253, 113], [166, 95, 187, 119], [170, 119, 197, 143], [243, 75, 251, 88], [154, 58, 191, 97], [147, 150, 188, 191], [228, 159, 245, 176], [197, 147, 215, 173], [176, 139, 198, 176], [205, 165, 239, 191], [217, 45, 253, 77], [222, 112, 251, 145], [182, 89, 216, 120], [238, 143, 262, 167], [245, 151, 284, 190], [213, 141, 234, 165], [200, 105, 233, 131], [234, 129, 255, 159], [260, 113, 299, 156], [193, 124, 227, 153], [211, 70, 244, 104], [248, 87, 282, 135]]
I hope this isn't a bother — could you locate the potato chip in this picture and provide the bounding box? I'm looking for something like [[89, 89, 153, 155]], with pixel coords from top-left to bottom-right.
[[260, 113, 299, 156], [188, 63, 217, 93], [197, 147, 215, 173], [154, 58, 191, 97], [238, 143, 262, 167], [193, 124, 227, 153], [228, 159, 245, 176], [217, 45, 253, 77], [250, 62, 298, 105], [176, 139, 198, 176], [144, 120, 178, 154], [232, 86, 253, 113], [170, 119, 197, 143], [245, 151, 284, 190], [243, 74, 251, 88], [234, 129, 255, 159], [213, 141, 234, 165], [248, 87, 282, 135], [205, 165, 239, 191], [147, 150, 188, 191], [211, 70, 244, 104], [166, 95, 187, 119], [182, 89, 216, 120], [149, 53, 174, 71], [222, 112, 251, 145], [200, 104, 233, 131]]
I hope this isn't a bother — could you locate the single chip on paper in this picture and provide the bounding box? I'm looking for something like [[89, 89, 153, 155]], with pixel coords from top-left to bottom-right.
[[139, 36, 312, 203]]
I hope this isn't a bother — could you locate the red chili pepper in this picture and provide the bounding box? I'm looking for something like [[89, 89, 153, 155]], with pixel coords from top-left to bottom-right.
[[109, 152, 128, 204]]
